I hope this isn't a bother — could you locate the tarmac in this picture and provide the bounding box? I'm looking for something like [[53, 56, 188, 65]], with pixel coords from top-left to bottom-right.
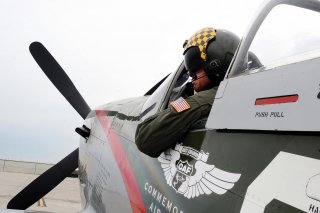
[[0, 172, 81, 213]]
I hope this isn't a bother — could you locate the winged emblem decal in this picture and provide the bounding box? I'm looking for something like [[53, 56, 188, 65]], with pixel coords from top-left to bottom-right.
[[158, 144, 241, 199]]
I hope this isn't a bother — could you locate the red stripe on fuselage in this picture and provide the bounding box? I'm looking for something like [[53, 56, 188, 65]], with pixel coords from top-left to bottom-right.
[[255, 95, 299, 105], [96, 109, 146, 213]]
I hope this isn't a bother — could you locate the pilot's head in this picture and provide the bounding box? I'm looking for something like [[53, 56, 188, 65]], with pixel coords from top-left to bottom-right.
[[183, 27, 240, 92]]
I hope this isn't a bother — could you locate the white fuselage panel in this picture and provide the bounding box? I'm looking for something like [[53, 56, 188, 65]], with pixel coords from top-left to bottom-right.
[[207, 56, 320, 131]]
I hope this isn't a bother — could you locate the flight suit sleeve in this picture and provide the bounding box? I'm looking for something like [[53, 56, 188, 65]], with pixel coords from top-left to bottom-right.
[[135, 88, 216, 157]]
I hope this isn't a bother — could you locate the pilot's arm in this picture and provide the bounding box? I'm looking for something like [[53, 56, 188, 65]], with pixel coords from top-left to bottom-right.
[[135, 87, 217, 158]]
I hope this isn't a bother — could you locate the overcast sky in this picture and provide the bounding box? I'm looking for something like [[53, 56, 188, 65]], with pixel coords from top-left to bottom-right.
[[0, 0, 266, 163]]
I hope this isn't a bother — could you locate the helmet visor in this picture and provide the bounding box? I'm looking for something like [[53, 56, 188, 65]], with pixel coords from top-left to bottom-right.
[[184, 47, 205, 73]]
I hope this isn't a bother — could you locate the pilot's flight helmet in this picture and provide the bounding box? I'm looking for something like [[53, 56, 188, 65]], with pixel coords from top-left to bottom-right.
[[183, 27, 240, 85]]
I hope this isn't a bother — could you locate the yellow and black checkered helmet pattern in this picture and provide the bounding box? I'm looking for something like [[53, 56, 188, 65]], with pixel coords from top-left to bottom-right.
[[183, 27, 240, 85], [183, 27, 216, 61]]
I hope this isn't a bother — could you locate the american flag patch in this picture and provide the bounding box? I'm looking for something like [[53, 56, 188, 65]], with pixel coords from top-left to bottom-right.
[[170, 97, 190, 113]]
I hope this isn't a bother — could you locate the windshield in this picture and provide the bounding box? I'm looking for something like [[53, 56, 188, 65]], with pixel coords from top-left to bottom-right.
[[248, 5, 320, 70], [228, 0, 320, 77]]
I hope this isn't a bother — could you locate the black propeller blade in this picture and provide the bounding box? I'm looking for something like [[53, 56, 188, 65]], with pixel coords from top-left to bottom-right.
[[7, 148, 79, 210], [29, 42, 90, 119], [8, 42, 91, 210]]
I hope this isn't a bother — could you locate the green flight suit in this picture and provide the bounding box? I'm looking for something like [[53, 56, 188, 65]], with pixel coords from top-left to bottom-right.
[[135, 87, 217, 157]]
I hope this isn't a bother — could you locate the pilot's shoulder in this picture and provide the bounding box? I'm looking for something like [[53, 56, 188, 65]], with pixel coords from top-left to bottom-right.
[[188, 87, 217, 106]]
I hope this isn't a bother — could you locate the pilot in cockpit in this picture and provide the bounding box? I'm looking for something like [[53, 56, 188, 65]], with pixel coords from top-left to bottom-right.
[[135, 27, 240, 157]]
